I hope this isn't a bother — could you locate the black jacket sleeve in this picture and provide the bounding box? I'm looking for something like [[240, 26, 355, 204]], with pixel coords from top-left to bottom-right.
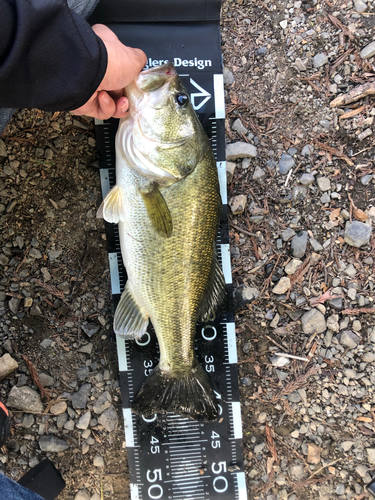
[[0, 0, 107, 112]]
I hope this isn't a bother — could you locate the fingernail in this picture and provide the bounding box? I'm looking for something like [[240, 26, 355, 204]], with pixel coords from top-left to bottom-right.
[[102, 92, 111, 104]]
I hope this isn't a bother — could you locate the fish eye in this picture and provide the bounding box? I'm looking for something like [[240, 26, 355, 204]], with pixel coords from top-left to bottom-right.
[[175, 93, 189, 107]]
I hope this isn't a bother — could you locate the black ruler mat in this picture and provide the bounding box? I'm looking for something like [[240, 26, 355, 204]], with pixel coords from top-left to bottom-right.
[[92, 5, 248, 499]]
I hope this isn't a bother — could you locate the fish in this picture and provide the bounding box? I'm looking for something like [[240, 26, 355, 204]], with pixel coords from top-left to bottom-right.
[[98, 63, 225, 420]]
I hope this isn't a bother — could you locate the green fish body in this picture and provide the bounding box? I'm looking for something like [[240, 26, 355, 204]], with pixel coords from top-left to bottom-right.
[[98, 64, 225, 420]]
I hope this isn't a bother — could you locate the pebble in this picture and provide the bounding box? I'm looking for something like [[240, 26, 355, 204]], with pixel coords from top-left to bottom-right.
[[258, 412, 267, 423], [358, 128, 372, 141], [361, 174, 373, 185], [320, 193, 330, 204], [98, 405, 118, 432], [363, 352, 375, 363], [313, 53, 328, 68], [367, 449, 375, 465], [301, 144, 314, 156], [341, 441, 355, 452], [301, 309, 326, 334], [74, 490, 90, 500], [278, 154, 295, 174], [226, 142, 257, 160], [50, 401, 67, 415], [39, 435, 69, 453], [326, 314, 339, 333], [76, 411, 91, 430], [232, 118, 248, 135], [352, 320, 361, 332], [223, 66, 234, 85], [93, 455, 105, 467], [299, 173, 314, 185], [307, 443, 321, 464], [7, 386, 43, 413], [38, 373, 54, 387], [81, 323, 100, 338], [233, 285, 260, 310], [347, 288, 357, 300], [281, 228, 296, 242], [229, 195, 247, 215], [285, 259, 302, 275], [344, 264, 356, 277], [291, 231, 308, 258], [309, 238, 323, 252], [93, 391, 112, 415], [226, 161, 236, 182], [360, 41, 375, 59], [272, 277, 291, 295], [252, 166, 266, 181], [70, 383, 92, 409], [270, 313, 280, 328], [344, 221, 372, 248], [288, 392, 302, 403], [0, 353, 18, 381], [316, 177, 331, 192], [78, 343, 93, 355], [279, 19, 288, 29], [340, 330, 360, 349]]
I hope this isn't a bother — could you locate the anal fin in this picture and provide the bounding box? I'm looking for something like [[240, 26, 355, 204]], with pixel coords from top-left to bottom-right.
[[140, 185, 173, 238], [114, 283, 149, 339]]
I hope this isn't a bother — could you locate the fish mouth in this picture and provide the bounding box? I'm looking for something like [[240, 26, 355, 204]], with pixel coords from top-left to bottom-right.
[[136, 63, 178, 92]]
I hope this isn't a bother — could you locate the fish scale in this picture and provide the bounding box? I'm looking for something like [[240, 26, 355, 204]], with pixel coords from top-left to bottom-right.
[[92, 2, 248, 496]]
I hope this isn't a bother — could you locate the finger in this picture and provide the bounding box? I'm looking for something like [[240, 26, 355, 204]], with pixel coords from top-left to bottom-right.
[[112, 97, 129, 119], [96, 91, 117, 120]]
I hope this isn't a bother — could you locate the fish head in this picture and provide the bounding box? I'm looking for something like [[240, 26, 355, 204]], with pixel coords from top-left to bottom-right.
[[120, 63, 207, 184]]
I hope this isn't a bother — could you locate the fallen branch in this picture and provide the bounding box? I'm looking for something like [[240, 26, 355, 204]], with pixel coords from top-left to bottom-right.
[[22, 355, 50, 401], [315, 141, 354, 166], [330, 80, 375, 107], [338, 105, 365, 121], [266, 423, 278, 462], [341, 308, 375, 315]]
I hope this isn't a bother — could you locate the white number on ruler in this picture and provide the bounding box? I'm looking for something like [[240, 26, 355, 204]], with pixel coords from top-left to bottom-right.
[[211, 430, 221, 449], [201, 325, 217, 341], [144, 359, 153, 376], [211, 462, 228, 494], [150, 436, 160, 454], [146, 469, 163, 499], [142, 414, 157, 423], [136, 332, 151, 346], [205, 355, 215, 373]]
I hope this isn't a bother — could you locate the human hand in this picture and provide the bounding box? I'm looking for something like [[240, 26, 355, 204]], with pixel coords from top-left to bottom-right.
[[71, 24, 146, 120]]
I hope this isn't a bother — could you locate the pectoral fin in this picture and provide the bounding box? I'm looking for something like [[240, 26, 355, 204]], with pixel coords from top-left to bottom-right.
[[114, 283, 149, 339], [97, 185, 126, 223], [140, 185, 173, 238]]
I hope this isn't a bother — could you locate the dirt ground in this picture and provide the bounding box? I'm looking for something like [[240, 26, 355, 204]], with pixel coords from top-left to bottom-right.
[[1, 1, 375, 499]]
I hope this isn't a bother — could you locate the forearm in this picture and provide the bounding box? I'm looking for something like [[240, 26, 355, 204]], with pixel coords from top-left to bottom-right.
[[0, 0, 107, 111]]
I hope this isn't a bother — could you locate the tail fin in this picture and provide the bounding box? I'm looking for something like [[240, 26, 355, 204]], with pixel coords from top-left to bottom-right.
[[131, 360, 218, 421]]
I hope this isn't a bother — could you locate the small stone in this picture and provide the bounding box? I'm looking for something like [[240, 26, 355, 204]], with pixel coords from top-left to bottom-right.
[[39, 435, 69, 453], [50, 401, 67, 415], [341, 441, 355, 452], [281, 228, 296, 242], [358, 128, 372, 141], [347, 288, 357, 301], [344, 264, 356, 277], [272, 277, 291, 295], [301, 309, 326, 334], [279, 19, 288, 29], [320, 193, 330, 204], [233, 285, 260, 310], [78, 343, 93, 355], [0, 353, 18, 381], [361, 174, 373, 186], [98, 405, 118, 432], [48, 249, 62, 262], [229, 195, 247, 215], [76, 411, 91, 430], [74, 490, 90, 500], [340, 330, 360, 348], [319, 120, 330, 130], [360, 41, 375, 59], [275, 369, 289, 381], [309, 238, 323, 252], [352, 320, 361, 332], [93, 455, 105, 467], [313, 53, 328, 68], [291, 231, 308, 258], [258, 412, 267, 424], [223, 66, 235, 85], [278, 154, 294, 174], [291, 430, 299, 438], [22, 414, 35, 428], [316, 177, 331, 192], [232, 118, 248, 135], [367, 448, 375, 465], [307, 443, 321, 464], [344, 221, 372, 248], [7, 386, 43, 413], [226, 161, 236, 182], [285, 259, 302, 275], [93, 391, 112, 415], [29, 248, 43, 259], [288, 392, 302, 403], [38, 373, 54, 387], [290, 464, 306, 481], [299, 173, 314, 185], [253, 166, 266, 181], [8, 297, 21, 314], [301, 144, 314, 156], [363, 352, 375, 363], [326, 314, 339, 333], [81, 323, 100, 338], [70, 384, 92, 409], [226, 142, 257, 160], [64, 420, 75, 431], [336, 484, 345, 495], [270, 313, 280, 328], [294, 58, 307, 71]]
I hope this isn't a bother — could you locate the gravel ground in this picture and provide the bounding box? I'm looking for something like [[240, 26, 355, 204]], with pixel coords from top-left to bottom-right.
[[1, 1, 375, 499]]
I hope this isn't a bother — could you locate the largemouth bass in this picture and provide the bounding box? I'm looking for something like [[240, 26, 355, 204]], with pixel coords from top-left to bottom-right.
[[98, 63, 225, 420]]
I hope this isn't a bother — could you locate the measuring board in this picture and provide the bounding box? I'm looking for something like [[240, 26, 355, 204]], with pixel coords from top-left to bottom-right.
[[90, 2, 248, 498]]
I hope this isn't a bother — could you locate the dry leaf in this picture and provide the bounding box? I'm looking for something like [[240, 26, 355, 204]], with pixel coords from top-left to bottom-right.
[[310, 289, 342, 306], [353, 206, 368, 222], [357, 416, 372, 422], [329, 207, 341, 221], [254, 364, 261, 377]]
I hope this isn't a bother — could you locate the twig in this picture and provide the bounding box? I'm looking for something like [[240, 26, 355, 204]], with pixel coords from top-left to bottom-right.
[[272, 365, 319, 401], [330, 80, 375, 107], [341, 307, 375, 314], [267, 335, 287, 352], [230, 222, 259, 238], [275, 353, 309, 362], [315, 141, 354, 166], [309, 458, 342, 479], [266, 423, 278, 461], [22, 355, 50, 401]]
